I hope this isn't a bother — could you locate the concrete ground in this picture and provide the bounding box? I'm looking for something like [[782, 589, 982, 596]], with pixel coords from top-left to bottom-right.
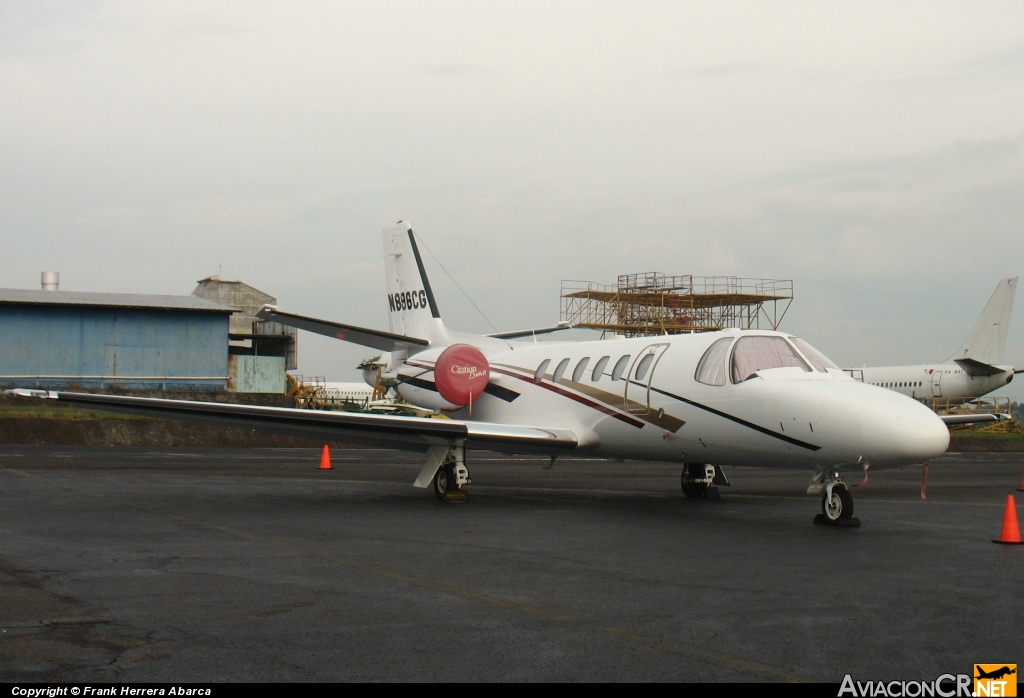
[[1, 446, 1022, 682]]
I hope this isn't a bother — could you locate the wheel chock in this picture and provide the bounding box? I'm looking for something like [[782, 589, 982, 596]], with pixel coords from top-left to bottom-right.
[[443, 490, 468, 503], [813, 515, 861, 528]]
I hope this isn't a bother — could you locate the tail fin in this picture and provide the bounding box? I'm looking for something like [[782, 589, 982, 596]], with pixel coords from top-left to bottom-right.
[[947, 277, 1018, 365], [383, 222, 449, 346]]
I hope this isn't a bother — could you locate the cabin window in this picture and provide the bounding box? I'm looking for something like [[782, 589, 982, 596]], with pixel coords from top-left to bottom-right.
[[552, 358, 571, 383], [592, 356, 610, 381], [695, 337, 732, 386], [634, 352, 656, 381], [730, 336, 811, 383], [611, 355, 631, 381], [792, 338, 840, 372], [572, 357, 591, 383], [534, 359, 550, 383]]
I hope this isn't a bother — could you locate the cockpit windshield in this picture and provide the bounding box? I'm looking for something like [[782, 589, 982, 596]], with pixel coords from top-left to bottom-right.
[[791, 337, 841, 372], [730, 336, 811, 382]]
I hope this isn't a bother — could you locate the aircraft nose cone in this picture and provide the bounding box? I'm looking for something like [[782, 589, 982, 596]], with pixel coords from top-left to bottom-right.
[[860, 401, 949, 465]]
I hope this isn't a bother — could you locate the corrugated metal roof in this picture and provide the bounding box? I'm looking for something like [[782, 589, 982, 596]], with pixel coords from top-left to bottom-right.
[[0, 288, 236, 313]]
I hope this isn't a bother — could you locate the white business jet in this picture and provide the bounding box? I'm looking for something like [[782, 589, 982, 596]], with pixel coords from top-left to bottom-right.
[[8, 223, 954, 526], [844, 278, 1018, 402]]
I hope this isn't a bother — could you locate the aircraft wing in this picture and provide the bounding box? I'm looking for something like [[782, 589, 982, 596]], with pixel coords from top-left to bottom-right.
[[256, 306, 428, 352], [5, 390, 579, 455], [939, 413, 1012, 426]]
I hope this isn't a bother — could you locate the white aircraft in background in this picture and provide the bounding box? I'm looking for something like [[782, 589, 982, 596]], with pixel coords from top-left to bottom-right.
[[844, 278, 1018, 403], [10, 223, 960, 526], [323, 382, 375, 406]]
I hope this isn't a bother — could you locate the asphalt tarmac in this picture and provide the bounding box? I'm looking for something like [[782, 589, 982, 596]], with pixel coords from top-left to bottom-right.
[[1, 446, 1022, 682]]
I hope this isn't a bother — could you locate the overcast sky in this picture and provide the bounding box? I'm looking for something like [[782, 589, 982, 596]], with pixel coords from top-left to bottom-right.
[[2, 2, 1023, 397]]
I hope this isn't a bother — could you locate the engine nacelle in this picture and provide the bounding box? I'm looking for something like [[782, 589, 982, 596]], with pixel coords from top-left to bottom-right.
[[395, 344, 490, 412]]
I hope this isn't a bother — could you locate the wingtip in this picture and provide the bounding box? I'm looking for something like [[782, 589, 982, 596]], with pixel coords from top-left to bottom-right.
[[4, 388, 57, 399]]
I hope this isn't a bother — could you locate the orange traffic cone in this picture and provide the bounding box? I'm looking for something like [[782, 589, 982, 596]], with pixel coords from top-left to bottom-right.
[[992, 495, 1023, 545], [319, 444, 333, 470]]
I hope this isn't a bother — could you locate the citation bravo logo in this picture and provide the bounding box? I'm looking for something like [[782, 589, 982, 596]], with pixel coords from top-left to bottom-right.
[[838, 665, 1017, 698], [11, 689, 212, 697]]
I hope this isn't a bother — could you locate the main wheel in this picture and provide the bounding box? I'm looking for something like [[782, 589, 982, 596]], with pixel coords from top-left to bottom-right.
[[821, 486, 854, 521], [433, 465, 454, 501], [681, 465, 708, 498]]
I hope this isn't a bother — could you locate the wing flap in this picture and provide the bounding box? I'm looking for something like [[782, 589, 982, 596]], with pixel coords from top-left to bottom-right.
[[5, 390, 579, 454], [256, 306, 428, 352]]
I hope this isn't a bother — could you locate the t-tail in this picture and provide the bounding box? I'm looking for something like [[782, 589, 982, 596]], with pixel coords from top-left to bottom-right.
[[947, 277, 1018, 375], [384, 222, 450, 346]]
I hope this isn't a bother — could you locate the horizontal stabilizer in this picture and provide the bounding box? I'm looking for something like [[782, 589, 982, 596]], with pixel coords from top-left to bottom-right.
[[939, 413, 1012, 426], [488, 322, 571, 340], [953, 358, 1006, 377], [4, 390, 580, 455], [256, 306, 428, 352]]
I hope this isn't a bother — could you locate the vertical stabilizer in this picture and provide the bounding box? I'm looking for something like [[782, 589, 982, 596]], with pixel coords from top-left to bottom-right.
[[947, 278, 1017, 365], [383, 222, 449, 345]]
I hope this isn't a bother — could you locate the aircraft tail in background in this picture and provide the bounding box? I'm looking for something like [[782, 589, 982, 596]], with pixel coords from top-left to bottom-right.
[[946, 277, 1017, 373]]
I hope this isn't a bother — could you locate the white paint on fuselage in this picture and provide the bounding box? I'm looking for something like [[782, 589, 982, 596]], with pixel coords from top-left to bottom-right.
[[851, 364, 1014, 400], [399, 329, 949, 471]]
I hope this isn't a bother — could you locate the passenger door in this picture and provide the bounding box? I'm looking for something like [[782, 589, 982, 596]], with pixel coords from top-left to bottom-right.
[[624, 343, 670, 414]]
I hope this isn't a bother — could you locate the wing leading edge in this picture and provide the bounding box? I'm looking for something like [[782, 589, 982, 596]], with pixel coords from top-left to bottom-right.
[[5, 390, 580, 455]]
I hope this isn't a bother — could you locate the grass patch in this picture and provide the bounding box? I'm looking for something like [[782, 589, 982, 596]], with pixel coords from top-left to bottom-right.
[[0, 405, 149, 420], [948, 430, 1024, 440]]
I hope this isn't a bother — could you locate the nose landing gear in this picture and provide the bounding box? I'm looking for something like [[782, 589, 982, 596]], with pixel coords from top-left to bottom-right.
[[809, 468, 861, 527]]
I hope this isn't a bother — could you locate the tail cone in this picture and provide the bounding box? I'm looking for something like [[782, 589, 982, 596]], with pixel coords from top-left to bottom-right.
[[319, 444, 333, 470], [992, 495, 1023, 545]]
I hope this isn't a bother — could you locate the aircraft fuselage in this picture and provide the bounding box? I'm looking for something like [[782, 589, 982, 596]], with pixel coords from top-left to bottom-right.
[[396, 329, 950, 472], [847, 364, 1014, 400]]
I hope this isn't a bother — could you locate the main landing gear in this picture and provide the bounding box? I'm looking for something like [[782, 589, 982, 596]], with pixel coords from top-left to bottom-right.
[[680, 463, 730, 500], [808, 468, 860, 527], [420, 441, 470, 502]]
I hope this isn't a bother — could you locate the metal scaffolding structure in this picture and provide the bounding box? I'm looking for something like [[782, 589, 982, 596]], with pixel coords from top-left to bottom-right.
[[561, 272, 793, 337]]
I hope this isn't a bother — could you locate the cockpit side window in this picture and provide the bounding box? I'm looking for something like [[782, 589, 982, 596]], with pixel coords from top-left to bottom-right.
[[694, 337, 732, 386], [730, 336, 811, 383], [791, 337, 841, 372]]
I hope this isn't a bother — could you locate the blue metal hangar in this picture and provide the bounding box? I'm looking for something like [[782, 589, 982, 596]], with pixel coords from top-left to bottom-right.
[[0, 279, 235, 392]]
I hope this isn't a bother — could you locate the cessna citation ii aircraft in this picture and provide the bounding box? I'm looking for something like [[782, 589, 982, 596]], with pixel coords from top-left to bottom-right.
[[8, 223, 956, 526], [844, 278, 1018, 403]]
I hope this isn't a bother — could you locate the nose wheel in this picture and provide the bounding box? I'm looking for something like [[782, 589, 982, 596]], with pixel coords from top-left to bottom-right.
[[810, 468, 861, 527], [821, 486, 853, 522]]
